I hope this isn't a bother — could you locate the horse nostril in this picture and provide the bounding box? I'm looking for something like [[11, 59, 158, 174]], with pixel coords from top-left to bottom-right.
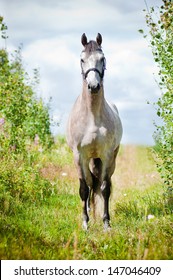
[[96, 84, 100, 91]]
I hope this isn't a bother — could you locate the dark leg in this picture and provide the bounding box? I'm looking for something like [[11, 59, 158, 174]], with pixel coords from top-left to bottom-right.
[[101, 176, 111, 230], [79, 178, 89, 230], [87, 186, 91, 213]]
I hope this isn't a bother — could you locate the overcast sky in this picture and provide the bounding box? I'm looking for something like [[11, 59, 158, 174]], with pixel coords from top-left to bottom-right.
[[0, 0, 163, 145]]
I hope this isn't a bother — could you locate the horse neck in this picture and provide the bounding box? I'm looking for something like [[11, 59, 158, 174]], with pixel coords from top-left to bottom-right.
[[82, 82, 105, 118]]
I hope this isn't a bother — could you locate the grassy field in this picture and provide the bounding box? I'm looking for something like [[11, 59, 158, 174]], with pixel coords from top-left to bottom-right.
[[0, 137, 173, 260]]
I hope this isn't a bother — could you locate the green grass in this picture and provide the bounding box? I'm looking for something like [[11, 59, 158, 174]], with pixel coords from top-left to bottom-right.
[[0, 139, 173, 259]]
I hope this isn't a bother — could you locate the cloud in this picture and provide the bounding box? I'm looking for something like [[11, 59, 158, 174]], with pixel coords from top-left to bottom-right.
[[22, 37, 80, 106], [23, 37, 79, 70]]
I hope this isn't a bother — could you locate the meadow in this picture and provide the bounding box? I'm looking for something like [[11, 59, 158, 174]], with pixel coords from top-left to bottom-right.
[[0, 137, 173, 260]]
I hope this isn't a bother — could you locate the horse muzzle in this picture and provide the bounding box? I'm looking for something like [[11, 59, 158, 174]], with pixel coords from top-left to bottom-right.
[[88, 83, 101, 94]]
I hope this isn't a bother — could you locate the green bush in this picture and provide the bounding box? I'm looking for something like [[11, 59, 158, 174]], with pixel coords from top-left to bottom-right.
[[0, 17, 53, 152], [0, 17, 56, 217], [0, 155, 55, 215], [143, 1, 173, 189]]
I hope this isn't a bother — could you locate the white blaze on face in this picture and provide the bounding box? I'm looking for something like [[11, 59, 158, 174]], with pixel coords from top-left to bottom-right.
[[81, 51, 105, 90]]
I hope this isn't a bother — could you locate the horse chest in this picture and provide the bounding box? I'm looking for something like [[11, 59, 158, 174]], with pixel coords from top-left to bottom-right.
[[80, 123, 111, 158]]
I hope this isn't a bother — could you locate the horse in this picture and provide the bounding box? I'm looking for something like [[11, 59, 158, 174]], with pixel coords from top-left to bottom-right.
[[66, 33, 123, 230]]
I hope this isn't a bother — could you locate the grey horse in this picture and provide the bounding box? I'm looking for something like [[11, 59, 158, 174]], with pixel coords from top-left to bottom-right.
[[66, 33, 123, 230]]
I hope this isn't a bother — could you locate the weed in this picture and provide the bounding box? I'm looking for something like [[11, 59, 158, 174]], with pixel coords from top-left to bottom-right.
[[1, 143, 173, 260]]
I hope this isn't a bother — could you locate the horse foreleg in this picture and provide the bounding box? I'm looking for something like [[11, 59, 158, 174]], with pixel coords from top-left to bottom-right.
[[74, 152, 91, 230], [101, 176, 111, 230], [79, 178, 89, 230]]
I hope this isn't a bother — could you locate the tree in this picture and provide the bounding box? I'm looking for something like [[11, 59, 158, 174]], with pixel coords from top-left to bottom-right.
[[0, 17, 53, 154], [143, 0, 173, 188], [0, 17, 55, 214]]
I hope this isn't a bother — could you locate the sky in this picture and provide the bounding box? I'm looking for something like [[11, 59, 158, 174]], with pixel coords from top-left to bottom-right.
[[0, 0, 163, 145]]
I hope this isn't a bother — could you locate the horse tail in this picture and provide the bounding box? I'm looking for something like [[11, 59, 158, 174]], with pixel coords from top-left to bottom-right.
[[90, 158, 103, 219]]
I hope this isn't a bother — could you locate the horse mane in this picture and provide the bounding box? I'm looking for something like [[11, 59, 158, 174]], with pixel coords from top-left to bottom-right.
[[84, 40, 102, 53]]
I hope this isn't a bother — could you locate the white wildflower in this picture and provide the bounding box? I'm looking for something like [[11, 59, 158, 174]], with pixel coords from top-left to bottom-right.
[[147, 214, 155, 220]]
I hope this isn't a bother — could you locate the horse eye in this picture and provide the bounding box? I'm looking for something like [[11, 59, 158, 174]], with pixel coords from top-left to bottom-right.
[[81, 59, 84, 63]]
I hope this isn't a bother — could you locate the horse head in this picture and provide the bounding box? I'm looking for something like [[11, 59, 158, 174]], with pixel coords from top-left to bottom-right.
[[80, 33, 106, 94]]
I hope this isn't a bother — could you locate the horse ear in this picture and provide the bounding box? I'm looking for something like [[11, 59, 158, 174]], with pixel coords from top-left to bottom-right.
[[96, 33, 102, 46], [81, 33, 88, 46]]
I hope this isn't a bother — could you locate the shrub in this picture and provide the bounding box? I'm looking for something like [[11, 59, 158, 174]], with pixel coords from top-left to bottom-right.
[[0, 18, 53, 152], [0, 17, 56, 216], [142, 1, 173, 189]]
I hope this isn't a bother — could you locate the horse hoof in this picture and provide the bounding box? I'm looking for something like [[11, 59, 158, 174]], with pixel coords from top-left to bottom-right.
[[104, 221, 111, 231], [82, 221, 88, 231]]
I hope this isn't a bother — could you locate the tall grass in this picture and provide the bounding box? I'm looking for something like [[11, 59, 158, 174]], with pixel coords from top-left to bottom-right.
[[0, 139, 173, 260]]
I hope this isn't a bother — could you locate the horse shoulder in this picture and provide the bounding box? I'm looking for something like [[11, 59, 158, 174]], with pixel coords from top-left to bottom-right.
[[66, 97, 88, 148], [104, 101, 123, 145]]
